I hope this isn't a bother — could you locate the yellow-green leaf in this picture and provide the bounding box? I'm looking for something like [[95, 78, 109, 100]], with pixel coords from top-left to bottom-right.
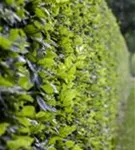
[[0, 123, 9, 136], [0, 76, 13, 87], [20, 106, 35, 117], [41, 83, 54, 94], [0, 36, 12, 49], [7, 136, 34, 150]]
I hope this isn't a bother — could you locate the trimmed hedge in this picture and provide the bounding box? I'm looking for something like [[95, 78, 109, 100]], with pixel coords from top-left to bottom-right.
[[130, 54, 135, 77], [0, 0, 129, 150]]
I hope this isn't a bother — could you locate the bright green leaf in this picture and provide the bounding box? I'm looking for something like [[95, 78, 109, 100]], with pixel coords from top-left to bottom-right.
[[0, 76, 13, 87], [65, 140, 75, 148], [20, 106, 35, 118], [18, 76, 33, 90], [0, 36, 12, 49], [41, 83, 54, 94], [7, 136, 34, 150]]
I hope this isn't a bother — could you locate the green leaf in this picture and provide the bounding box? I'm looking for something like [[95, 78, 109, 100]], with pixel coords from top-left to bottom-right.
[[38, 50, 56, 68], [7, 136, 34, 150], [9, 29, 19, 41], [34, 21, 42, 30], [64, 56, 73, 68], [0, 36, 12, 49], [56, 0, 69, 3], [0, 76, 13, 87], [18, 76, 33, 90], [24, 24, 39, 35], [65, 140, 75, 148], [48, 136, 62, 145], [17, 117, 31, 126], [18, 126, 30, 134], [41, 83, 54, 94], [30, 124, 45, 134], [74, 35, 83, 45], [67, 66, 76, 80], [60, 89, 77, 107], [5, 0, 14, 4], [35, 8, 46, 18], [0, 123, 9, 136], [20, 106, 35, 118], [36, 111, 53, 122], [38, 58, 55, 68], [18, 94, 34, 102], [59, 125, 76, 137], [45, 50, 57, 59]]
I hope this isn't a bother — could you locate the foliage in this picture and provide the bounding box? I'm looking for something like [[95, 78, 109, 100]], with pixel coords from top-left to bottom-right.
[[107, 0, 135, 53], [130, 54, 135, 77], [0, 0, 129, 150], [116, 82, 135, 150]]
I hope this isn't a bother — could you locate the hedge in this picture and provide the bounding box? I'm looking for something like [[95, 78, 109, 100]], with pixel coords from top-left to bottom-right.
[[130, 54, 135, 77], [0, 0, 129, 150]]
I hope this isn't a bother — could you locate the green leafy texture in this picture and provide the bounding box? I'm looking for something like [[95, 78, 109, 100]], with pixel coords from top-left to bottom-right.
[[0, 123, 9, 136], [0, 0, 129, 150], [18, 106, 36, 118], [41, 83, 54, 94], [0, 36, 12, 49], [65, 140, 75, 148], [7, 136, 34, 150], [17, 94, 34, 102], [0, 76, 13, 87], [59, 125, 76, 137], [72, 145, 83, 150], [18, 76, 33, 90]]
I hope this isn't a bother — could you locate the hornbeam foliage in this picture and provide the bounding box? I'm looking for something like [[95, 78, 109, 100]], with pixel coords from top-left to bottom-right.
[[0, 0, 129, 150]]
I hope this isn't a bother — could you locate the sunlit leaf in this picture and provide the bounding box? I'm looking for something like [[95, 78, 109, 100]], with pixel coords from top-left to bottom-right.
[[7, 136, 34, 150], [20, 106, 35, 118]]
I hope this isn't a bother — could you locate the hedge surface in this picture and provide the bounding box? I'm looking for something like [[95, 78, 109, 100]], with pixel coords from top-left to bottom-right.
[[0, 0, 129, 150], [130, 54, 135, 77]]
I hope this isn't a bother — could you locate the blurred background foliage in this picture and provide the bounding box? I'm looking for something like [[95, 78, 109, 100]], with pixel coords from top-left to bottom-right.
[[107, 0, 135, 76], [107, 1, 135, 149]]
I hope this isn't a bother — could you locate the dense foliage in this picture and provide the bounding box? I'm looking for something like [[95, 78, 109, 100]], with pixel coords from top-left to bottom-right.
[[0, 0, 129, 150]]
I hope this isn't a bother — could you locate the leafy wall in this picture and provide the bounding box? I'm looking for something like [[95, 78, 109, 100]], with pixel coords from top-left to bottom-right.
[[0, 0, 129, 150]]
